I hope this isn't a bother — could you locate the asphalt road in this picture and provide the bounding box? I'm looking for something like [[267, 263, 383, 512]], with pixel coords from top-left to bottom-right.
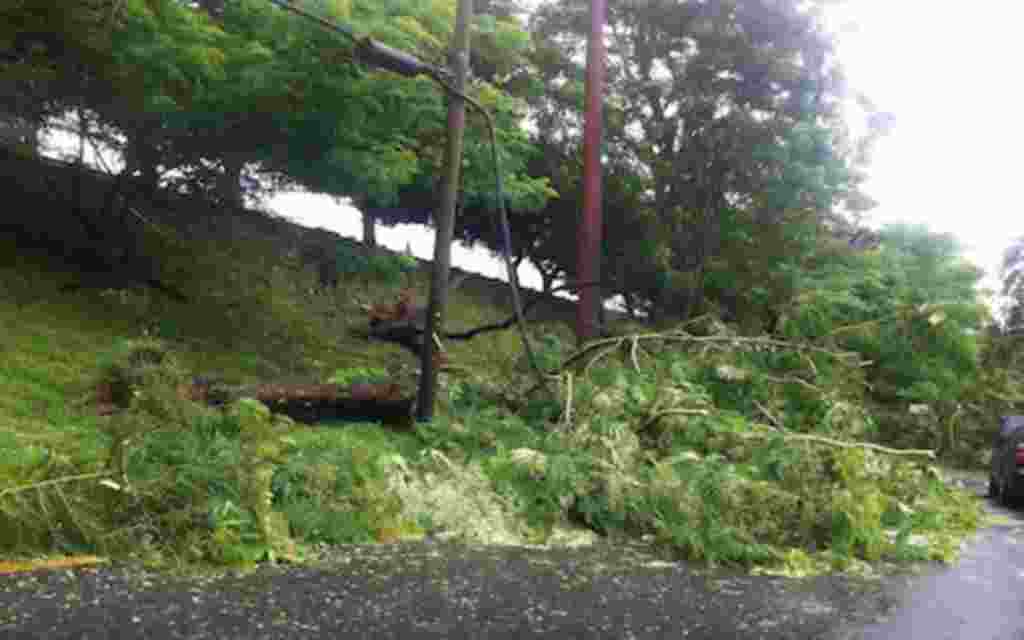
[[0, 475, 1021, 640], [841, 475, 1024, 640]]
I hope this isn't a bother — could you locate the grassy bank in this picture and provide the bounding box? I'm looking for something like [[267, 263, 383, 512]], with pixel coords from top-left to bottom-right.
[[0, 179, 984, 576]]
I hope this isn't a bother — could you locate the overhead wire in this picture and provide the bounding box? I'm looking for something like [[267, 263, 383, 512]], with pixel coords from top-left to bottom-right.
[[261, 0, 548, 392]]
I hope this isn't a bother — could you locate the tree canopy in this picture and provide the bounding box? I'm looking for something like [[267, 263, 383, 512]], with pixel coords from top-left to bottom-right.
[[1, 0, 553, 213]]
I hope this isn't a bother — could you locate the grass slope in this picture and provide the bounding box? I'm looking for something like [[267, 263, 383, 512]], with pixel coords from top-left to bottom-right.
[[0, 174, 584, 564], [0, 164, 984, 575]]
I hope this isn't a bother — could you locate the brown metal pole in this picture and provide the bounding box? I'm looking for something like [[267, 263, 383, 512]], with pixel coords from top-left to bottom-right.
[[576, 0, 607, 346], [416, 0, 472, 421]]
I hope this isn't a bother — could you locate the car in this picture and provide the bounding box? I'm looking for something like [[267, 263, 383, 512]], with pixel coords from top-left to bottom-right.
[[989, 415, 1024, 507]]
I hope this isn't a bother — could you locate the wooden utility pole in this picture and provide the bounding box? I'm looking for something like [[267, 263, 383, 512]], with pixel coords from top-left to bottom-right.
[[416, 0, 472, 421], [576, 0, 607, 346]]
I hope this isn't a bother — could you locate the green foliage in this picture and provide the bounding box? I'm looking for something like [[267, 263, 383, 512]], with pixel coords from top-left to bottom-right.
[[273, 446, 397, 545], [326, 366, 389, 386], [484, 449, 591, 536], [2, 0, 551, 219], [531, 332, 570, 373], [523, 0, 871, 322], [479, 333, 985, 569], [641, 459, 778, 567], [775, 223, 990, 456], [331, 241, 417, 286], [88, 340, 301, 564], [273, 424, 426, 545], [96, 338, 183, 408]]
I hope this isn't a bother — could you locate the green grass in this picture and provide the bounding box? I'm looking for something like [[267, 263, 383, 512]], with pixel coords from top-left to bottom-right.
[[0, 193, 573, 563]]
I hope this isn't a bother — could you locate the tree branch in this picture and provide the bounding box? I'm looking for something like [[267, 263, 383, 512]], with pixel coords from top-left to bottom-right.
[[0, 472, 114, 499], [739, 430, 936, 459]]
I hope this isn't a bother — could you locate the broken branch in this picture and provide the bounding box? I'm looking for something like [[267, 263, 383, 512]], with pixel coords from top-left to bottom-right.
[[740, 430, 935, 458], [0, 472, 115, 499]]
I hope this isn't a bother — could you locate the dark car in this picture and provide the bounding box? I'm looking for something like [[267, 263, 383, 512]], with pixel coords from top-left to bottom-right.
[[989, 415, 1024, 506]]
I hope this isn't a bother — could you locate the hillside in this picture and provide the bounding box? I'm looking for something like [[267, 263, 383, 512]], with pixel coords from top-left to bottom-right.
[[0, 149, 991, 576]]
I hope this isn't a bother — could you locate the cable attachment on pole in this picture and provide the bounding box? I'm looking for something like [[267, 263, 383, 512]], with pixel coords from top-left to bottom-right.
[[267, 0, 443, 79], [355, 38, 441, 79]]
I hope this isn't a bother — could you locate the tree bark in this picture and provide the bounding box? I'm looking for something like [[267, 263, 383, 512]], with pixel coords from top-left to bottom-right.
[[124, 126, 160, 195], [362, 210, 377, 249], [539, 269, 555, 295], [623, 292, 636, 319], [218, 153, 245, 209], [417, 0, 472, 421], [349, 196, 377, 251]]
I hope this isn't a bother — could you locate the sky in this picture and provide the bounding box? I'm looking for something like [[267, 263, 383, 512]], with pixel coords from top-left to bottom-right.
[[823, 0, 1024, 298], [267, 0, 1024, 303]]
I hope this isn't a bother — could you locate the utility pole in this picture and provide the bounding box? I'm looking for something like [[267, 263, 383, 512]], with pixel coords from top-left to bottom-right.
[[576, 0, 607, 346], [416, 0, 472, 421]]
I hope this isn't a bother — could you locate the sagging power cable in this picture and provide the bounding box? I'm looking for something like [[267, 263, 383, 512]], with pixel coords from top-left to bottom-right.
[[263, 0, 547, 391], [266, 0, 443, 79]]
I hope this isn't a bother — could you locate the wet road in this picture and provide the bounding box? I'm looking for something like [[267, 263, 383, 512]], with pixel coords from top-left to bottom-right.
[[840, 476, 1024, 640], [0, 541, 895, 640]]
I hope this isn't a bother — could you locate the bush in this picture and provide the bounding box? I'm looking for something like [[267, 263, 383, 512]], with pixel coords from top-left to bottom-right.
[[326, 366, 389, 386]]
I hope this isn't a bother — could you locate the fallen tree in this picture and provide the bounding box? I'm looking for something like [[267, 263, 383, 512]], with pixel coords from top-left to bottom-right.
[[96, 376, 415, 426]]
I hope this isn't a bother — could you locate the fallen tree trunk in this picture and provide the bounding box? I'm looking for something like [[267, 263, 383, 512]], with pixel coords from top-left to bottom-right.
[[96, 379, 416, 426], [243, 382, 414, 425]]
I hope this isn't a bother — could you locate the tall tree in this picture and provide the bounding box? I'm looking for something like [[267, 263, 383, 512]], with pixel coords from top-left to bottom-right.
[[531, 0, 863, 321], [1001, 235, 1024, 334], [0, 0, 552, 225]]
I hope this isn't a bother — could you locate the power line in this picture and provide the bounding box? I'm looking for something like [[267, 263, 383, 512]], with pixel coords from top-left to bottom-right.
[[261, 0, 547, 392], [265, 0, 443, 78]]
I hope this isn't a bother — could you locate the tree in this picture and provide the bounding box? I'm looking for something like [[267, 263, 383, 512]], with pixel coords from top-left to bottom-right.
[[0, 0, 552, 228], [1001, 235, 1024, 334], [775, 222, 988, 450], [530, 0, 865, 322]]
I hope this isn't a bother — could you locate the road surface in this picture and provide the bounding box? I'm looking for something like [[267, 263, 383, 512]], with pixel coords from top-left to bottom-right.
[[842, 473, 1024, 640]]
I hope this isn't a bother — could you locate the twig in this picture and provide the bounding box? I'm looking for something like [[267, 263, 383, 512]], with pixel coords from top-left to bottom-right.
[[562, 372, 574, 426], [761, 375, 823, 394], [753, 400, 783, 429], [666, 335, 861, 361], [828, 318, 884, 337], [802, 353, 819, 377], [739, 431, 935, 458], [638, 343, 653, 362], [84, 135, 114, 176], [559, 331, 862, 372], [584, 343, 623, 377], [640, 408, 711, 432], [678, 313, 712, 330], [561, 333, 657, 370], [0, 472, 114, 499], [630, 336, 641, 372]]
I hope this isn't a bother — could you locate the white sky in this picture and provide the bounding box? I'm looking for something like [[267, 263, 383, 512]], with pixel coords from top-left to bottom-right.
[[271, 1, 1024, 302], [826, 1, 1023, 296]]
